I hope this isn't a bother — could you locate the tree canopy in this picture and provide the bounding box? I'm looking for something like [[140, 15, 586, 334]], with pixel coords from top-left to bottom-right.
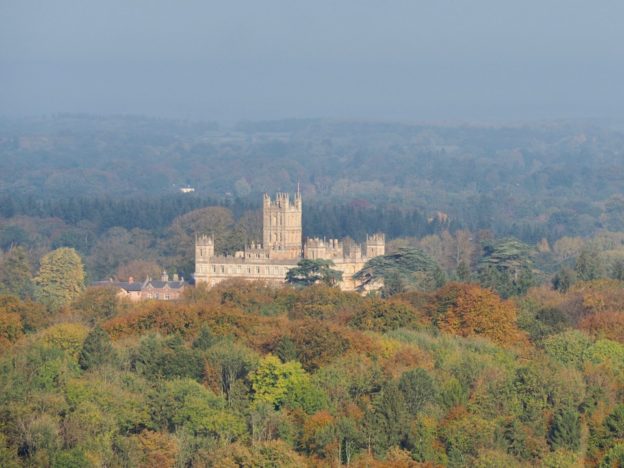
[[354, 247, 442, 294], [286, 259, 343, 287], [34, 247, 85, 310]]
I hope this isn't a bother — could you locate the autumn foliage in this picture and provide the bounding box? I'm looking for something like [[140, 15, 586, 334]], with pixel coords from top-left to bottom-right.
[[430, 282, 526, 346], [1, 276, 623, 466]]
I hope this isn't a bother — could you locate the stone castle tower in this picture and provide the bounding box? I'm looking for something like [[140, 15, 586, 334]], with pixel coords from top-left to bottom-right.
[[195, 234, 214, 263], [366, 233, 385, 258], [262, 191, 302, 260]]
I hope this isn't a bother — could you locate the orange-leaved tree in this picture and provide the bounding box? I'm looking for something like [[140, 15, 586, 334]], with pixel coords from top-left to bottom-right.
[[430, 282, 525, 346], [581, 312, 624, 344]]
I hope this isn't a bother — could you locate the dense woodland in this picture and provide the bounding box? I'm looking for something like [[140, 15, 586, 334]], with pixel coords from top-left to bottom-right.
[[1, 115, 624, 466]]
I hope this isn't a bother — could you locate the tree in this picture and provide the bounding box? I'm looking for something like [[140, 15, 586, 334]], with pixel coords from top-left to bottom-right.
[[78, 326, 115, 370], [286, 259, 343, 287], [552, 267, 576, 292], [192, 325, 216, 350], [364, 381, 409, 455], [354, 247, 441, 294], [548, 408, 581, 451], [610, 259, 624, 281], [72, 286, 120, 325], [205, 339, 258, 399], [89, 227, 155, 280], [115, 259, 162, 282], [425, 229, 476, 272], [478, 238, 535, 298], [430, 282, 524, 346], [133, 334, 204, 381], [0, 246, 33, 299], [605, 404, 624, 439], [165, 206, 235, 273], [575, 248, 603, 281], [0, 225, 30, 250], [553, 236, 585, 263], [600, 443, 624, 468], [581, 312, 624, 344], [250, 355, 325, 413], [0, 294, 47, 332], [39, 322, 90, 357], [398, 368, 436, 416], [34, 248, 85, 311], [0, 309, 23, 346], [149, 379, 245, 443], [349, 298, 421, 333], [274, 336, 298, 363], [456, 260, 471, 282], [290, 320, 350, 371]]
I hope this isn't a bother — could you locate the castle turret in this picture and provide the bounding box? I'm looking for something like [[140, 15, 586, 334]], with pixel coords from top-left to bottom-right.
[[194, 235, 215, 284], [196, 234, 215, 259], [365, 233, 385, 258]]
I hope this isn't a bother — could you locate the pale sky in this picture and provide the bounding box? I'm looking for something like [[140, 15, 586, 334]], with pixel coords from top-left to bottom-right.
[[1, 0, 623, 122]]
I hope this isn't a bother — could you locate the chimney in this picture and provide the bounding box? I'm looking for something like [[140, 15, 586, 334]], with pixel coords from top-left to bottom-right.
[[161, 270, 168, 282], [128, 276, 134, 284], [173, 273, 179, 282]]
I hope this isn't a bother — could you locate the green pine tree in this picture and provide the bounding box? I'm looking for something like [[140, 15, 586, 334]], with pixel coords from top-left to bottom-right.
[[286, 259, 343, 287], [548, 408, 581, 451], [78, 326, 115, 370]]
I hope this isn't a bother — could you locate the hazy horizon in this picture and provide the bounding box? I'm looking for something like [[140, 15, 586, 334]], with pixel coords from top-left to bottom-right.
[[2, 1, 623, 122]]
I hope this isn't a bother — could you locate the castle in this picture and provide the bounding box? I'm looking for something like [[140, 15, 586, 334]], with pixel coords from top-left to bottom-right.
[[194, 191, 385, 291]]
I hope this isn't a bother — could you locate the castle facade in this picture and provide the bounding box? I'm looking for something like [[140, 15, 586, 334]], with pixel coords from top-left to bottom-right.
[[194, 192, 385, 291]]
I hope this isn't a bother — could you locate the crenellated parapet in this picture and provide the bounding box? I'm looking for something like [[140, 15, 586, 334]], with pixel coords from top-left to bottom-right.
[[304, 237, 344, 260]]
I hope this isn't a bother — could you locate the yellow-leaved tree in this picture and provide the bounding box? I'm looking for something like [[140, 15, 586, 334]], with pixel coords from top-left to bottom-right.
[[34, 248, 85, 311]]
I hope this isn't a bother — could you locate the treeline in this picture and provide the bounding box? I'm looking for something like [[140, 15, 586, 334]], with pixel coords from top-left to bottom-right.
[[0, 195, 252, 232], [0, 195, 438, 240], [303, 203, 435, 241]]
